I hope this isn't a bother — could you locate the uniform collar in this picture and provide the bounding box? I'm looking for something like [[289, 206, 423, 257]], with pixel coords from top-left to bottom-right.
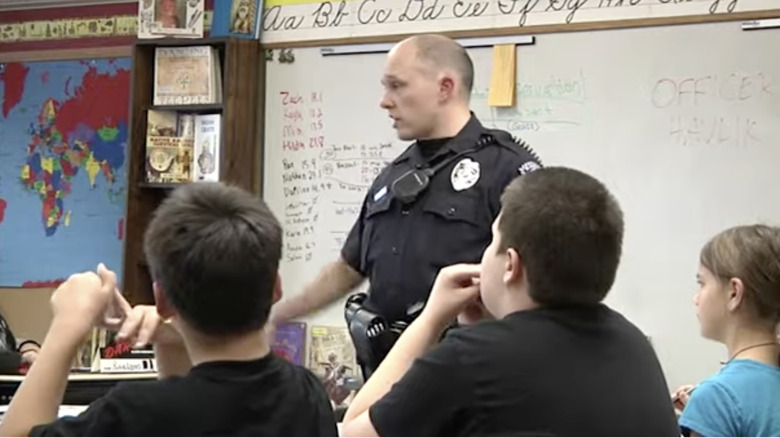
[[393, 113, 485, 165]]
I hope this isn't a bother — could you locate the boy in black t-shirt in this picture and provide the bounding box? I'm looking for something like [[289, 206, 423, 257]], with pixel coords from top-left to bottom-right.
[[342, 167, 680, 437], [0, 183, 337, 437]]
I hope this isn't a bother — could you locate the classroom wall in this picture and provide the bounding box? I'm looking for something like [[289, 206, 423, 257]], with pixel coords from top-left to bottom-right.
[[0, 288, 53, 343], [0, 0, 220, 344], [0, 3, 137, 344]]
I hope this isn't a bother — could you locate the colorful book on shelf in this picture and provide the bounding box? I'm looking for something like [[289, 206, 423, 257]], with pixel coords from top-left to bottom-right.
[[272, 322, 306, 366], [210, 0, 262, 39], [145, 110, 194, 183], [193, 114, 221, 182], [98, 339, 157, 374], [308, 325, 359, 408], [153, 45, 222, 106], [137, 0, 205, 39], [74, 328, 112, 371], [145, 110, 221, 184]]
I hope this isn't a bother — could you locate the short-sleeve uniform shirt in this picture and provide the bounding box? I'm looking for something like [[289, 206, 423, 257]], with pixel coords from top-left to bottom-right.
[[341, 114, 542, 321]]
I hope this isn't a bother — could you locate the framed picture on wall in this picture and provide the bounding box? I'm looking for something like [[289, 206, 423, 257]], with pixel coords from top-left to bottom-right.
[[138, 0, 205, 39]]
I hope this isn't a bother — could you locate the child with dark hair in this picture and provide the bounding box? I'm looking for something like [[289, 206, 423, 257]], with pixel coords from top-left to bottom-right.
[[343, 167, 679, 437], [0, 183, 338, 437]]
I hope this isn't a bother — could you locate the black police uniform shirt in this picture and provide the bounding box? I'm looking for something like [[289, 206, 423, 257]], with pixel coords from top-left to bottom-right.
[[341, 114, 542, 321], [369, 304, 681, 437], [29, 354, 338, 436]]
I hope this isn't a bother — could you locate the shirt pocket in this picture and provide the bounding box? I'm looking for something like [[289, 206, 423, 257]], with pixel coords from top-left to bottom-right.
[[421, 194, 491, 265], [362, 194, 393, 270]]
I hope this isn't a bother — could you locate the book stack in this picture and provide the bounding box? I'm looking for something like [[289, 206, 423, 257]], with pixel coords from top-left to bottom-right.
[[143, 45, 223, 185], [145, 110, 221, 184]]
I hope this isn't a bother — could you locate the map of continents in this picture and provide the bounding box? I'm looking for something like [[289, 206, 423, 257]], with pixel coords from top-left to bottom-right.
[[0, 58, 130, 287]]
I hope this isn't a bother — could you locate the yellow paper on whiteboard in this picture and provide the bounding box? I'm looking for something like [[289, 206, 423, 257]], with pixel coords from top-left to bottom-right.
[[487, 44, 516, 107]]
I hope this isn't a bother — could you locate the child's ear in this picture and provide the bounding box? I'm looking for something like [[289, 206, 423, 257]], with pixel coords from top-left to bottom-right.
[[504, 248, 523, 285], [153, 281, 175, 319], [272, 272, 283, 305], [727, 277, 746, 312]]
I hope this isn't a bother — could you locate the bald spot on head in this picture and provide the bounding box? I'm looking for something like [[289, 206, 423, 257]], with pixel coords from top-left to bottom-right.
[[400, 34, 474, 100]]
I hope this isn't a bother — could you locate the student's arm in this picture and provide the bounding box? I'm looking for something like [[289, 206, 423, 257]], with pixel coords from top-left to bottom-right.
[[678, 381, 740, 437], [342, 318, 469, 437], [342, 316, 443, 436], [26, 291, 187, 437], [342, 264, 480, 437], [0, 322, 84, 436], [28, 391, 126, 437], [0, 268, 114, 437]]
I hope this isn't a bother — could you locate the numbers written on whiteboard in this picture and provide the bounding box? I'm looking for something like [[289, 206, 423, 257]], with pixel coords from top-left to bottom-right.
[[277, 90, 331, 263]]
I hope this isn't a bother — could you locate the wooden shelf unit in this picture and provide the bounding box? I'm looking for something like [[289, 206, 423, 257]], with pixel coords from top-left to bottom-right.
[[122, 37, 264, 304]]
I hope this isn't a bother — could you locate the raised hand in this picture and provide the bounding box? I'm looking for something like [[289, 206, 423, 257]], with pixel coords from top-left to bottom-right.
[[421, 264, 482, 328]]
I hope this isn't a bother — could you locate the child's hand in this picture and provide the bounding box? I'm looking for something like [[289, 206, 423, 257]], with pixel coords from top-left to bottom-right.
[[116, 305, 182, 348], [50, 264, 115, 336], [457, 298, 492, 326], [20, 349, 38, 366], [89, 264, 182, 348], [671, 384, 695, 417], [94, 265, 135, 333], [421, 264, 482, 329]]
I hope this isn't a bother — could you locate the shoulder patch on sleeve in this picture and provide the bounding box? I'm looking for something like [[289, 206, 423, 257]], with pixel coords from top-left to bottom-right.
[[484, 129, 543, 169], [510, 135, 542, 165], [518, 161, 541, 175]]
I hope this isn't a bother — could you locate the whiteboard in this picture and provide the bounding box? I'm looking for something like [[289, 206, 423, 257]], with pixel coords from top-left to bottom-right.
[[263, 20, 780, 390]]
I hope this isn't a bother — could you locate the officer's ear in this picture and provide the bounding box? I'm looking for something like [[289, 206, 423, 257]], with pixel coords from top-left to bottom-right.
[[272, 271, 283, 305], [503, 248, 524, 285], [437, 73, 456, 103]]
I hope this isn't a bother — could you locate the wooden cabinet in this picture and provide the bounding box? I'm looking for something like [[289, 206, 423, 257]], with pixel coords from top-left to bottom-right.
[[122, 37, 264, 304]]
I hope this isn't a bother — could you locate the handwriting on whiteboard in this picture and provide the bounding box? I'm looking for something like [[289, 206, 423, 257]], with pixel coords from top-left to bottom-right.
[[260, 0, 774, 44], [278, 90, 395, 263], [650, 72, 775, 148], [279, 90, 327, 263], [474, 71, 587, 133]]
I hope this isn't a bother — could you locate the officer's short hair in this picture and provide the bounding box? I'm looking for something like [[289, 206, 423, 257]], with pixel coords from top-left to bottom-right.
[[498, 167, 624, 305], [409, 34, 474, 98], [144, 182, 282, 336]]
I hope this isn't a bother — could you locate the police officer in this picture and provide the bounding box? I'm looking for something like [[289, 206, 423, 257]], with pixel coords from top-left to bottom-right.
[[270, 34, 542, 377]]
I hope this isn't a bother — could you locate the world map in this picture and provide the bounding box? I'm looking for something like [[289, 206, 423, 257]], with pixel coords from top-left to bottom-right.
[[0, 58, 130, 287]]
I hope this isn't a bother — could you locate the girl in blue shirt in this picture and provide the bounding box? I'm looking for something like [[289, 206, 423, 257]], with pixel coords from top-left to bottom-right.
[[673, 225, 780, 437]]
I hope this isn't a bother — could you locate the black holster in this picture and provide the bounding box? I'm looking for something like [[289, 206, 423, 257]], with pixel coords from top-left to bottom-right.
[[344, 293, 409, 380]]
